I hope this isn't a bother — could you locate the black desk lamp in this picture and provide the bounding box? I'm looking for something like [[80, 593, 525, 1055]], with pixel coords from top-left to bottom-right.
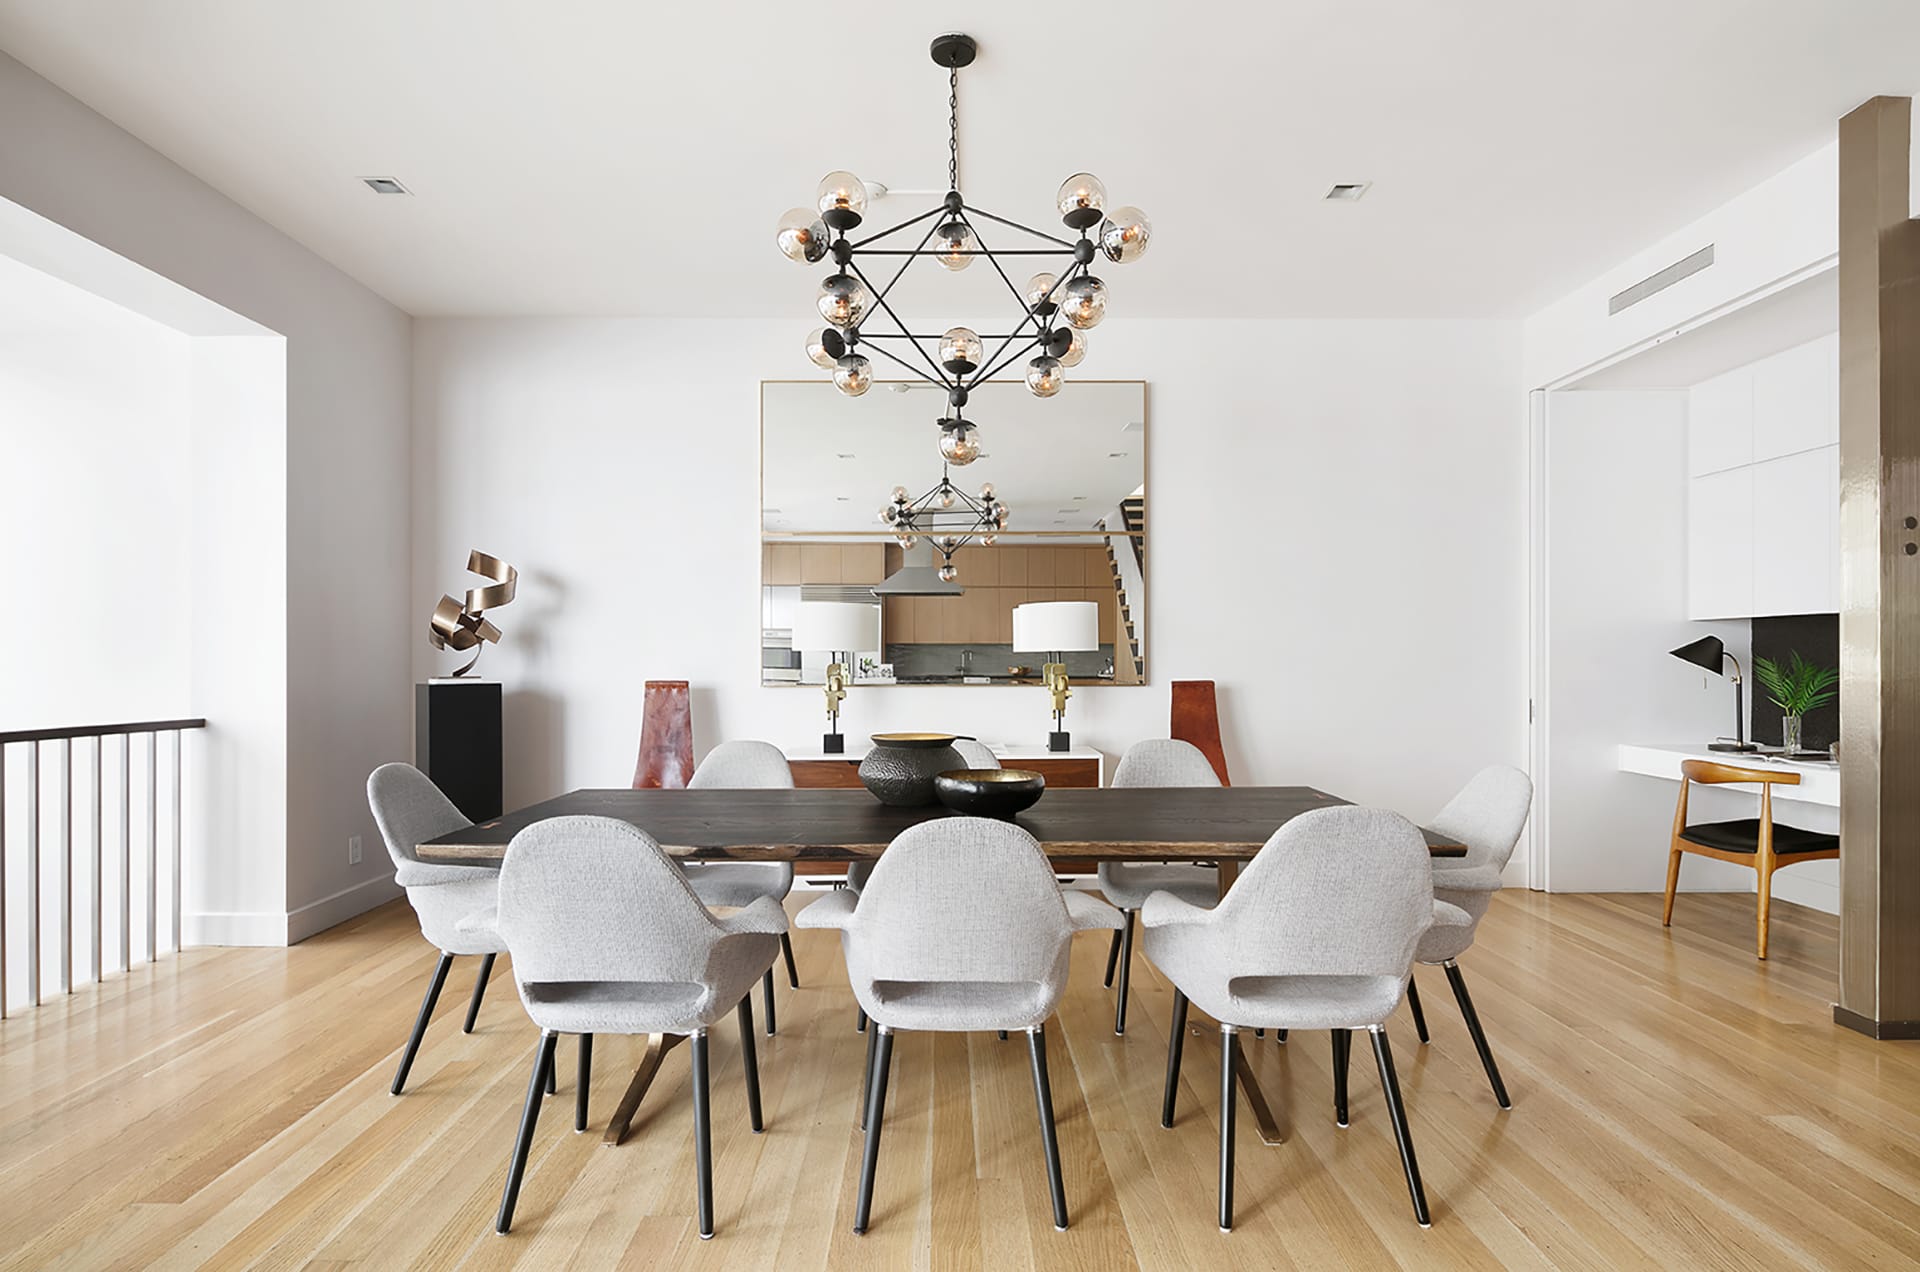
[[1668, 635, 1757, 752]]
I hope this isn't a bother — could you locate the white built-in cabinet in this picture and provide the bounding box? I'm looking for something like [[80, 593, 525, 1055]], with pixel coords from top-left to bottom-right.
[[1685, 334, 1839, 619]]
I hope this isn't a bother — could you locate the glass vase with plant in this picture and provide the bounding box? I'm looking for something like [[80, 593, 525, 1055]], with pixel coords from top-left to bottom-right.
[[1752, 652, 1838, 754]]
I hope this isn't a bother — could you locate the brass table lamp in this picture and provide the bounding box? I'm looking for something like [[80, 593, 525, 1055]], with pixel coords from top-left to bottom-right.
[[793, 602, 881, 753], [1013, 600, 1099, 752]]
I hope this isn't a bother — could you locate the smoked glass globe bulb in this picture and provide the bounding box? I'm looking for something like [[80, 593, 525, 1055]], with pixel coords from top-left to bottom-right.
[[1061, 275, 1108, 329], [934, 220, 975, 271], [1057, 329, 1087, 368], [816, 171, 869, 217], [939, 326, 983, 372], [1056, 173, 1107, 222], [940, 423, 981, 466], [891, 485, 910, 503], [1026, 356, 1064, 398], [938, 563, 958, 583], [777, 207, 830, 263], [833, 354, 872, 396], [1098, 207, 1151, 263], [1024, 271, 1059, 312], [817, 274, 871, 327], [806, 329, 839, 369], [979, 482, 995, 499]]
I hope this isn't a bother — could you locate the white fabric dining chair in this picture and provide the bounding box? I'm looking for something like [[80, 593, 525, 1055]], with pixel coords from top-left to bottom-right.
[[1402, 765, 1532, 1109], [1098, 739, 1222, 1035], [1144, 805, 1458, 1230], [845, 739, 1000, 1033], [485, 815, 787, 1238], [797, 817, 1122, 1234], [367, 763, 510, 1095], [683, 740, 800, 1036]]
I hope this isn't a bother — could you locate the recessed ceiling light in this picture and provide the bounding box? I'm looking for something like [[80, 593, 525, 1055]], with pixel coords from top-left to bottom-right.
[[1057, 508, 1079, 514], [361, 176, 411, 195], [1071, 495, 1088, 500], [763, 507, 783, 514], [836, 452, 857, 458], [1325, 181, 1372, 202], [1108, 451, 1129, 458], [835, 496, 851, 501]]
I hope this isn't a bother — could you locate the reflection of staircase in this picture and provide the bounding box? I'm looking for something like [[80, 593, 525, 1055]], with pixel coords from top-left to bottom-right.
[[1121, 496, 1145, 574], [1102, 534, 1145, 684]]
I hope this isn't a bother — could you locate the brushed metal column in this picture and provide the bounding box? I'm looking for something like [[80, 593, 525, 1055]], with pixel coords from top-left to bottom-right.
[[1836, 95, 1920, 1039]]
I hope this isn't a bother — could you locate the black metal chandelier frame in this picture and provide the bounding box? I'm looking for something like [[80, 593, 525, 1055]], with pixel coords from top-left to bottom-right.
[[807, 32, 1125, 420]]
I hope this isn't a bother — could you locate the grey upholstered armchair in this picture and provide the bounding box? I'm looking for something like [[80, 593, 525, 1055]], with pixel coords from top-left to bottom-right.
[[486, 815, 787, 1238], [1404, 764, 1532, 1109], [797, 817, 1122, 1234], [1097, 738, 1222, 1035], [683, 740, 801, 1035], [1143, 804, 1458, 1230], [367, 762, 508, 1095]]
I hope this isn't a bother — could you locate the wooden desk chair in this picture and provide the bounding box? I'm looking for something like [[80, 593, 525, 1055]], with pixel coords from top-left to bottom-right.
[[1663, 759, 1838, 960]]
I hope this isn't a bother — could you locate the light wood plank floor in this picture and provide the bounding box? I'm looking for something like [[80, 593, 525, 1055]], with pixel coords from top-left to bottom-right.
[[2, 889, 1917, 1270]]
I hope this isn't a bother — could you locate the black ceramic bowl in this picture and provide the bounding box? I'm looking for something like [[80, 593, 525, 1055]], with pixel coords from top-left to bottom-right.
[[933, 768, 1046, 819]]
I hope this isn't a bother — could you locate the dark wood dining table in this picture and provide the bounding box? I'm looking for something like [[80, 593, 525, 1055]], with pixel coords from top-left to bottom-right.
[[417, 785, 1467, 1149]]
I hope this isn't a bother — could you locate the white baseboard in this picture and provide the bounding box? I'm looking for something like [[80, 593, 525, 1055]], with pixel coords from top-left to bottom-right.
[[288, 874, 404, 944], [186, 874, 404, 948]]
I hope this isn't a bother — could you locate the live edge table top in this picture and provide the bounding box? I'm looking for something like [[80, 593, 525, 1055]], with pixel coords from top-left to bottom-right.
[[415, 786, 1468, 864]]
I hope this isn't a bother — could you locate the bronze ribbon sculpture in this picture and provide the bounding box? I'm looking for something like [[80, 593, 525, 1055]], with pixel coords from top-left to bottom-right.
[[428, 550, 518, 677]]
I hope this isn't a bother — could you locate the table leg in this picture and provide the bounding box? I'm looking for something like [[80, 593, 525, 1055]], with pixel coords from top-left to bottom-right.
[[1216, 859, 1239, 901], [1232, 1037, 1289, 1146], [603, 1032, 686, 1147]]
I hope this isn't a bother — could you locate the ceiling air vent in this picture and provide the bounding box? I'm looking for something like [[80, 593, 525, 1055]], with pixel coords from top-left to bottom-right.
[[1325, 182, 1372, 201], [1608, 245, 1714, 315], [361, 177, 411, 195]]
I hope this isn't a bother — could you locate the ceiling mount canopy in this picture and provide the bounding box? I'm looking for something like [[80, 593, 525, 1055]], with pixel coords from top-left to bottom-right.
[[779, 31, 1151, 463]]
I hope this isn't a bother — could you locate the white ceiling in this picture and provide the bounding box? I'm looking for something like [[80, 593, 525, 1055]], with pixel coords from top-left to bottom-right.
[[1, 2, 1916, 319], [762, 380, 1145, 534]]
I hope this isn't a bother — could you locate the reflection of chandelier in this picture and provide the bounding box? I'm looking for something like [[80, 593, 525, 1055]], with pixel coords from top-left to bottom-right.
[[880, 473, 1009, 581], [778, 32, 1151, 464]]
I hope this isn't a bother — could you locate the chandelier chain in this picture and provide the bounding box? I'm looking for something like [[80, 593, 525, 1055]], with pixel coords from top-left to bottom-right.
[[948, 65, 959, 194]]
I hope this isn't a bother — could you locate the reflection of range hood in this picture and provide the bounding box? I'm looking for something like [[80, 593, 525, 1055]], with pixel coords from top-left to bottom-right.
[[870, 542, 964, 597]]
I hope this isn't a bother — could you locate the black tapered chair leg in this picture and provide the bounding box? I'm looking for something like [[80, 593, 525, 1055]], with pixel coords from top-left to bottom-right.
[[1161, 989, 1189, 1128], [1114, 910, 1136, 1035], [1028, 1025, 1069, 1230], [1332, 1028, 1351, 1126], [858, 1016, 878, 1131], [1102, 929, 1122, 987], [1370, 1027, 1430, 1227], [1443, 960, 1510, 1108], [854, 1027, 895, 1234], [691, 1030, 715, 1238], [998, 1030, 1008, 1041], [738, 995, 764, 1133], [575, 1034, 593, 1131], [392, 952, 454, 1095], [855, 1006, 867, 1033], [763, 968, 777, 1037], [1219, 1027, 1238, 1232], [464, 952, 496, 1034], [1407, 973, 1430, 1044], [546, 1050, 557, 1095], [495, 1031, 557, 1233], [781, 931, 800, 989], [1276, 1029, 1288, 1044]]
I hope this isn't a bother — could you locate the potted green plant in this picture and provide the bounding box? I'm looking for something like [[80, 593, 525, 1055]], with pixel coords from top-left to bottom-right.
[[1752, 651, 1838, 754]]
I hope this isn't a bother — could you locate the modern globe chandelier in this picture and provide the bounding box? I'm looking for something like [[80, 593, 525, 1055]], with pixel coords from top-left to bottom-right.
[[777, 32, 1151, 465]]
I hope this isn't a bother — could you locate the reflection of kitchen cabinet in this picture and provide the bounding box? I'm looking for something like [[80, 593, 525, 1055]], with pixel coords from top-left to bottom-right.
[[883, 595, 912, 644], [765, 543, 802, 585], [842, 544, 884, 583], [1027, 547, 1056, 587], [999, 550, 1028, 586], [873, 547, 1130, 647], [800, 543, 839, 583]]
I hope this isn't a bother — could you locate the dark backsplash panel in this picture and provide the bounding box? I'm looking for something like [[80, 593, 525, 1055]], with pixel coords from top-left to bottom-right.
[[1750, 613, 1839, 749]]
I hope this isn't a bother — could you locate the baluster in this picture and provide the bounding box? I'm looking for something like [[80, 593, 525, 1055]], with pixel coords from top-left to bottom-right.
[[27, 741, 40, 1006], [1, 743, 8, 1019], [146, 732, 157, 965], [91, 736, 102, 983], [61, 738, 72, 993], [120, 733, 131, 974], [170, 730, 182, 954]]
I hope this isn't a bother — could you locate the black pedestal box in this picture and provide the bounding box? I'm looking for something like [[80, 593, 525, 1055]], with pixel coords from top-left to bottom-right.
[[415, 680, 503, 822]]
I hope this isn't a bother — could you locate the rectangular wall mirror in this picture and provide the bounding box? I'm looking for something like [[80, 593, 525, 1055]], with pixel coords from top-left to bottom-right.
[[761, 379, 1147, 687]]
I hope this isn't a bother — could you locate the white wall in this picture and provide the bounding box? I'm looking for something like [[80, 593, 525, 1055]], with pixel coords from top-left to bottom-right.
[[412, 317, 1527, 826], [1543, 390, 1758, 892], [0, 52, 412, 942]]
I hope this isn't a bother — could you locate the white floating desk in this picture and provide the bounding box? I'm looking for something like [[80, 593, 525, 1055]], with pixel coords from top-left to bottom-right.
[[1617, 743, 1839, 808]]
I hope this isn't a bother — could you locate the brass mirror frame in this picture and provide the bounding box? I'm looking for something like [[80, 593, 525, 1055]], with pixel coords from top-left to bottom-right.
[[758, 378, 1150, 688]]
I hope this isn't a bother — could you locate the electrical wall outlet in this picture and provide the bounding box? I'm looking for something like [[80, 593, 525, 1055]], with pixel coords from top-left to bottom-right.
[[348, 834, 363, 865]]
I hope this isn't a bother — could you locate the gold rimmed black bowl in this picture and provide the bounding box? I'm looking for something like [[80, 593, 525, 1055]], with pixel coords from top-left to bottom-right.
[[933, 768, 1047, 818]]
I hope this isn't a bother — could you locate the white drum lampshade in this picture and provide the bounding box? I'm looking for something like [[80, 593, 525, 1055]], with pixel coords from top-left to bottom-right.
[[1012, 600, 1098, 654], [792, 601, 880, 655]]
